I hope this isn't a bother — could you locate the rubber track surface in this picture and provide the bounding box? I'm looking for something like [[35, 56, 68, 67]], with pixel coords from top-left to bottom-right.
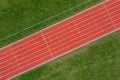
[[0, 0, 120, 79]]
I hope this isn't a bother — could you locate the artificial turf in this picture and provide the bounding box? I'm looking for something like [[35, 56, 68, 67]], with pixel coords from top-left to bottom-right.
[[11, 29, 120, 80], [0, 0, 104, 48]]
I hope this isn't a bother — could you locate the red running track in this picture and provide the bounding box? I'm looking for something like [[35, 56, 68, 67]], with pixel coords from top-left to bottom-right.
[[0, 0, 120, 79]]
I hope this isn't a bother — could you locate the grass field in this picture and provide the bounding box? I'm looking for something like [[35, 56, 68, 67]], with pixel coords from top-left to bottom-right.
[[11, 29, 120, 80], [0, 0, 104, 48], [1, 0, 119, 80]]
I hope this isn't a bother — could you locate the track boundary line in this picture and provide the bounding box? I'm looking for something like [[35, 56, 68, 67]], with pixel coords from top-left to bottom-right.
[[4, 1, 112, 79], [1, 25, 118, 78], [0, 11, 119, 62], [8, 28, 120, 80], [0, 0, 107, 50], [1, 2, 118, 53], [42, 0, 120, 35], [0, 5, 107, 53], [1, 18, 119, 69], [1, 20, 119, 72], [1, 0, 119, 79], [1, 0, 120, 79]]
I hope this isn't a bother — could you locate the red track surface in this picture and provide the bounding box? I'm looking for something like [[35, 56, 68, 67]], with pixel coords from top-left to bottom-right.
[[0, 0, 120, 79]]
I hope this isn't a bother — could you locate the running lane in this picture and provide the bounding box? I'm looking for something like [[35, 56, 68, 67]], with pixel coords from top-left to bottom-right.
[[0, 0, 120, 80], [104, 0, 120, 29]]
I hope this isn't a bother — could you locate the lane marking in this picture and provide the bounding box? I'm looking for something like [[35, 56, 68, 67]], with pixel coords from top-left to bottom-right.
[[1, 27, 120, 79], [0, 2, 117, 55], [0, 0, 108, 50], [9, 47, 21, 69], [0, 18, 120, 73], [41, 32, 54, 58], [0, 0, 119, 79], [0, 0, 92, 43], [0, 13, 119, 64]]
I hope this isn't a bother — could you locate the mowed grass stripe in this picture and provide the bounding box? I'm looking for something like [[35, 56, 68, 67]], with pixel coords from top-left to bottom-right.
[[0, 0, 104, 48], [11, 29, 120, 80]]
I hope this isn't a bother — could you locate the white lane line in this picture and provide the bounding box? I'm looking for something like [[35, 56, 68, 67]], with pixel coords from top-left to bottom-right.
[[47, 13, 108, 42], [0, 14, 110, 64], [0, 1, 118, 56], [0, 26, 112, 74], [0, 10, 107, 60], [14, 26, 118, 69], [0, 18, 119, 71], [43, 0, 119, 35], [0, 0, 92, 43], [0, 4, 105, 54], [0, 0, 117, 55], [8, 27, 120, 80], [0, 0, 118, 79], [1, 25, 119, 77], [53, 27, 113, 54], [51, 24, 113, 52], [0, 5, 118, 58], [45, 10, 106, 39], [0, 0, 112, 51], [0, 19, 110, 69], [7, 1, 120, 79], [0, 11, 119, 63], [0, 49, 49, 69], [1, 13, 119, 64], [41, 32, 54, 58]]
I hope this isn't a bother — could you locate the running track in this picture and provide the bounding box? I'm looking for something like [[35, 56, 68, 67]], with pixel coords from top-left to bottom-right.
[[0, 0, 120, 80]]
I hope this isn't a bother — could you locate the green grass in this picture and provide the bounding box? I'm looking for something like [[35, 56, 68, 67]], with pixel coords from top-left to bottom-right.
[[2, 0, 119, 80], [11, 29, 120, 80], [0, 0, 104, 48]]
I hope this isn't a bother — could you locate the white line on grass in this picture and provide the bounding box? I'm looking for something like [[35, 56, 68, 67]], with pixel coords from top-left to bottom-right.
[[0, 0, 119, 67], [7, 0, 119, 79], [8, 28, 120, 80], [1, 16, 120, 78], [0, 0, 91, 42], [0, 0, 117, 55], [0, 0, 108, 50], [0, 0, 116, 79], [0, 9, 119, 63], [0, 23, 116, 76]]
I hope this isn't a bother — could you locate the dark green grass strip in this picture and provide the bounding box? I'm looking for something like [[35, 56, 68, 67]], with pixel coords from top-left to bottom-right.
[[11, 30, 120, 80], [0, 0, 104, 48]]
